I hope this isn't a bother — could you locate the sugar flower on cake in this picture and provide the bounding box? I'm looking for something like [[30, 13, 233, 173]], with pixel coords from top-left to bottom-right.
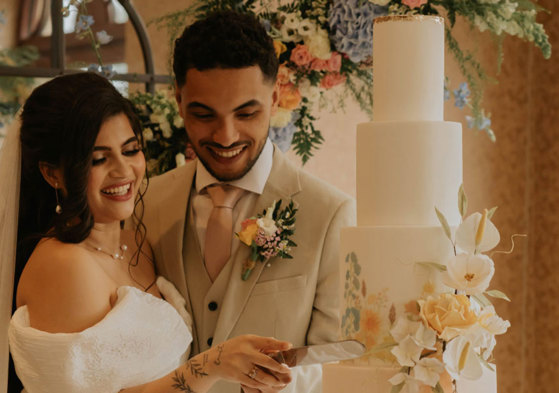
[[443, 335, 483, 380], [418, 294, 478, 341], [442, 253, 495, 295]]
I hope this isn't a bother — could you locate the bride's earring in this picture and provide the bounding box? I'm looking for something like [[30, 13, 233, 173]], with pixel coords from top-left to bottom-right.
[[55, 182, 62, 214]]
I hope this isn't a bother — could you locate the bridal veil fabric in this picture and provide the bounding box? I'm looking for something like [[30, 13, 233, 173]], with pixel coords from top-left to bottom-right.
[[0, 123, 21, 393]]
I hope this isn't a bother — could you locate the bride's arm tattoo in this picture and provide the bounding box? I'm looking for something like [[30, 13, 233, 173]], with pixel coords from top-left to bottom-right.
[[172, 371, 196, 393], [189, 360, 209, 378], [214, 344, 224, 365]]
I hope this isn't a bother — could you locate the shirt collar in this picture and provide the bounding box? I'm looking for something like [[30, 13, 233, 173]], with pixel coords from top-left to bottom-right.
[[195, 138, 274, 195]]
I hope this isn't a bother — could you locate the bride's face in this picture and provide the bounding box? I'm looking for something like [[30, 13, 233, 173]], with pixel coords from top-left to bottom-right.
[[87, 113, 145, 224]]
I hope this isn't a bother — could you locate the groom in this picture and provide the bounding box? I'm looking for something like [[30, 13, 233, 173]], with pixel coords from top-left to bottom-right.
[[143, 10, 355, 393]]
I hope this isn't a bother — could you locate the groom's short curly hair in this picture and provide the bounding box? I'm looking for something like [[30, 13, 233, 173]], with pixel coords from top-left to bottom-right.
[[173, 10, 278, 87]]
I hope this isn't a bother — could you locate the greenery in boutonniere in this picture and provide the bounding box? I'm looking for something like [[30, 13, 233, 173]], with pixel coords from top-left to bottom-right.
[[237, 200, 297, 281]]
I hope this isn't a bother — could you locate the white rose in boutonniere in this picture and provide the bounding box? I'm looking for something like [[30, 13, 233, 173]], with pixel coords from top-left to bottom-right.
[[257, 205, 279, 236], [443, 253, 495, 295]]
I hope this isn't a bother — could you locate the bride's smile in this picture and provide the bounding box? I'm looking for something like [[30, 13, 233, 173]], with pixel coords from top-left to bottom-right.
[[87, 113, 145, 224]]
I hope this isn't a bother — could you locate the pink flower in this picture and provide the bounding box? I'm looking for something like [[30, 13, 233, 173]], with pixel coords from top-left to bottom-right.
[[290, 44, 313, 67], [402, 0, 427, 8], [320, 73, 346, 89], [325, 52, 342, 73], [310, 58, 328, 71], [310, 52, 342, 72]]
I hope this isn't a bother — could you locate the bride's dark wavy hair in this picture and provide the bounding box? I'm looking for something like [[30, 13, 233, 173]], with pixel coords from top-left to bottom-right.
[[16, 72, 150, 286]]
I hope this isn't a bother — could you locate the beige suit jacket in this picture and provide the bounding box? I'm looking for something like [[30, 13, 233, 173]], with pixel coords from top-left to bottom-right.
[[143, 147, 356, 392]]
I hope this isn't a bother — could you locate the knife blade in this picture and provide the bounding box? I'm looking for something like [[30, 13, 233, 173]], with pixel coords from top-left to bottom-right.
[[269, 339, 365, 367]]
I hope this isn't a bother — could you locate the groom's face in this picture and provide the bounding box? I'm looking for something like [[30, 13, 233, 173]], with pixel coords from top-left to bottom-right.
[[175, 66, 279, 181]]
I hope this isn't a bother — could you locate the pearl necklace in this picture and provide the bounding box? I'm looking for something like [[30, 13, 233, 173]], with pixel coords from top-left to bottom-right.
[[87, 243, 128, 260]]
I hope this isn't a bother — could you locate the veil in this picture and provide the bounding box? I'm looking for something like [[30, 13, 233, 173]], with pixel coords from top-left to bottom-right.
[[0, 121, 21, 393]]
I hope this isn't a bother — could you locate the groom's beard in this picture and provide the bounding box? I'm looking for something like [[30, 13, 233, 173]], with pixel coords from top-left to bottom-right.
[[192, 134, 268, 182]]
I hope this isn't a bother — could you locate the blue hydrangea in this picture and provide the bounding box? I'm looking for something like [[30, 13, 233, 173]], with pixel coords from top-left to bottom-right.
[[444, 85, 451, 101], [269, 113, 300, 152], [453, 82, 470, 109], [328, 0, 387, 63], [75, 14, 94, 34], [0, 10, 6, 27]]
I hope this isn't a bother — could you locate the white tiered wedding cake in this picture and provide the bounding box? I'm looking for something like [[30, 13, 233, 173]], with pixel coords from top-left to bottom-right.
[[322, 16, 497, 393]]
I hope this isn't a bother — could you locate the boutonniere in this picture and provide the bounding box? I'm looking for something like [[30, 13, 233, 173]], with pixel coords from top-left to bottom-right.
[[236, 200, 297, 281]]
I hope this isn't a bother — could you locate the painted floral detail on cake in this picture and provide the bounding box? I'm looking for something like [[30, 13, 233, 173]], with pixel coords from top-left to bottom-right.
[[342, 251, 394, 362]]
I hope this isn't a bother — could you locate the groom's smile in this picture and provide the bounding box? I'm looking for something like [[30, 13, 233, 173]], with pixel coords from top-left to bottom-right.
[[175, 66, 279, 181]]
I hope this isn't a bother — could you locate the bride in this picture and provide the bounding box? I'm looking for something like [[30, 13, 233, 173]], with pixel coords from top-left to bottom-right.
[[1, 72, 291, 393]]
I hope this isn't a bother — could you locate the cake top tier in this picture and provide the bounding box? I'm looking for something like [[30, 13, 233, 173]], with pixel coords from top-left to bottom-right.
[[372, 15, 445, 122]]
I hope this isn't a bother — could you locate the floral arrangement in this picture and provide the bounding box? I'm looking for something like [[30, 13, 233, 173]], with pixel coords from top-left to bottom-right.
[[236, 200, 297, 280], [129, 89, 195, 177], [386, 187, 515, 393], [151, 0, 551, 162]]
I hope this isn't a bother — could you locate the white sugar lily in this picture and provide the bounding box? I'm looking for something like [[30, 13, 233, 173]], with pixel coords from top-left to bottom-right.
[[389, 372, 422, 393], [443, 253, 495, 295], [391, 336, 423, 367], [443, 336, 483, 380], [455, 210, 500, 255], [413, 357, 445, 387]]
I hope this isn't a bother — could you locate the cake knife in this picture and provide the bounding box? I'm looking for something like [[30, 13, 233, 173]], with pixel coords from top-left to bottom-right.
[[269, 339, 365, 367]]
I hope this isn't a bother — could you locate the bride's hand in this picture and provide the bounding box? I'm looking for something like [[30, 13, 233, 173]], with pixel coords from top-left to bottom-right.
[[210, 334, 292, 391]]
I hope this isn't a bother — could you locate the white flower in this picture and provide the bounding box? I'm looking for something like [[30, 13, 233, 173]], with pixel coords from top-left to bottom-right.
[[388, 373, 422, 393], [443, 253, 495, 295], [270, 108, 293, 128], [142, 128, 154, 141], [175, 153, 186, 167], [391, 336, 422, 367], [390, 317, 436, 350], [304, 28, 331, 60], [257, 203, 278, 236], [455, 211, 500, 254], [96, 30, 113, 45], [499, 1, 518, 19], [443, 336, 483, 380], [297, 19, 316, 37], [413, 358, 445, 387], [280, 23, 301, 43], [298, 79, 321, 104], [160, 121, 173, 138], [284, 14, 301, 29], [173, 115, 184, 128], [478, 306, 510, 336]]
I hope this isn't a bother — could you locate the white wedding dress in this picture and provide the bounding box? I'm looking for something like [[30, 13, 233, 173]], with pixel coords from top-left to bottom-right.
[[8, 277, 193, 393]]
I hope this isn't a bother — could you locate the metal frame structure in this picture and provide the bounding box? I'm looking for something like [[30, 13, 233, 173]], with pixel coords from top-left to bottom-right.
[[0, 0, 172, 92]]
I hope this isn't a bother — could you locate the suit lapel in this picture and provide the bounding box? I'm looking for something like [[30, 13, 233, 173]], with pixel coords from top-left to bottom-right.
[[155, 163, 196, 304], [212, 148, 301, 344]]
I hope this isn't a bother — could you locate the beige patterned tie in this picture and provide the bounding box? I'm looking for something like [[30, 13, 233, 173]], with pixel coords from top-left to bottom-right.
[[204, 184, 245, 282]]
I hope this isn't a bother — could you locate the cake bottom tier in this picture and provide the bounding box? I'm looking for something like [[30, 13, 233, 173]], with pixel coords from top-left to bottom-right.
[[322, 363, 497, 393]]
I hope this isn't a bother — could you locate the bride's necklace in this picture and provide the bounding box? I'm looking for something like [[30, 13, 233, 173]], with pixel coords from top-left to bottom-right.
[[86, 242, 128, 260]]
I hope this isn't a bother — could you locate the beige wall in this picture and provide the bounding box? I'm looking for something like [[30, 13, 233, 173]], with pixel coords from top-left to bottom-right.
[[126, 1, 558, 392]]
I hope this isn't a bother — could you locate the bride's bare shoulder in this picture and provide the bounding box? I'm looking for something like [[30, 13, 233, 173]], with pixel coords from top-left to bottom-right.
[[16, 238, 114, 333]]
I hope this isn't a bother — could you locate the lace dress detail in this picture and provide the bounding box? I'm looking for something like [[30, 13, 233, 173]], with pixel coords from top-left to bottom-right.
[[8, 278, 193, 393]]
